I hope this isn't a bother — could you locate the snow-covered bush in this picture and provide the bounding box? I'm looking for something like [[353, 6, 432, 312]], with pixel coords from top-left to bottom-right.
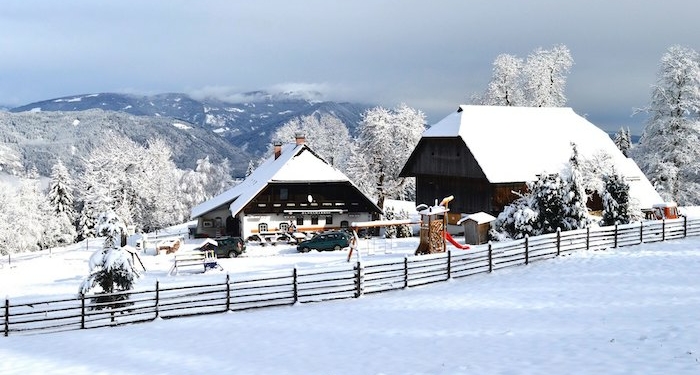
[[601, 169, 632, 226], [79, 211, 139, 309], [490, 191, 539, 240], [383, 206, 412, 238], [491, 142, 597, 241]]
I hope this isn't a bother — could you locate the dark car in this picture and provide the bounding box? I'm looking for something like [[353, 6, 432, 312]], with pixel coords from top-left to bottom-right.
[[196, 236, 246, 258], [297, 231, 350, 253]]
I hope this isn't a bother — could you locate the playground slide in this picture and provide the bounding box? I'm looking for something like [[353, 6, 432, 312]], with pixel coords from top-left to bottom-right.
[[444, 232, 470, 250]]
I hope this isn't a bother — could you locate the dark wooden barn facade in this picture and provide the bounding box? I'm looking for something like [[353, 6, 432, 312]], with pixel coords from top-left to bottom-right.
[[400, 137, 525, 216]]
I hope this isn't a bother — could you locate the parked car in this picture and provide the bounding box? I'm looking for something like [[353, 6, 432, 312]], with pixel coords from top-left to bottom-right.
[[195, 236, 246, 258], [297, 231, 351, 253]]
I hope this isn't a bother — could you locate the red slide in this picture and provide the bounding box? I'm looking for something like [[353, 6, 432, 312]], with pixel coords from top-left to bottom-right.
[[444, 232, 470, 250]]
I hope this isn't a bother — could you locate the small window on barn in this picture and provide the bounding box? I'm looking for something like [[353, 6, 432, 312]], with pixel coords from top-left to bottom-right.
[[296, 216, 304, 226], [325, 215, 333, 225], [340, 220, 349, 229], [311, 216, 318, 225], [280, 188, 288, 200], [279, 222, 289, 232], [215, 217, 222, 228], [258, 223, 268, 233]]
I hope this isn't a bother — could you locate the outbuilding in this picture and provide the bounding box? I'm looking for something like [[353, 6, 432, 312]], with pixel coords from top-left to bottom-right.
[[457, 212, 496, 245]]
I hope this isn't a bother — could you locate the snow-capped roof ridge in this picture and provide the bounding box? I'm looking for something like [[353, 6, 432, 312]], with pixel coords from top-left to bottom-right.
[[190, 142, 356, 219], [421, 104, 662, 208]]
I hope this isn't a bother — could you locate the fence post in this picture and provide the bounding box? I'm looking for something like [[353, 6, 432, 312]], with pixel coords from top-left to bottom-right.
[[586, 227, 590, 250], [354, 261, 363, 298], [614, 223, 618, 248], [403, 257, 408, 289], [684, 215, 687, 237], [80, 293, 85, 329], [4, 298, 8, 337], [662, 219, 666, 241], [293, 267, 298, 303], [525, 235, 529, 265], [556, 228, 561, 256], [488, 241, 493, 273], [154, 280, 160, 318], [225, 274, 230, 311], [446, 250, 451, 280], [640, 221, 644, 244]]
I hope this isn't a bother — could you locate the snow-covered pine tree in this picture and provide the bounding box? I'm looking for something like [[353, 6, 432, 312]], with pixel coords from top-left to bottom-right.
[[562, 143, 589, 231], [632, 45, 700, 205], [530, 173, 568, 234], [613, 127, 632, 157], [79, 211, 139, 309], [383, 206, 398, 238], [395, 208, 413, 238], [490, 191, 539, 240], [601, 169, 631, 226], [48, 159, 75, 218]]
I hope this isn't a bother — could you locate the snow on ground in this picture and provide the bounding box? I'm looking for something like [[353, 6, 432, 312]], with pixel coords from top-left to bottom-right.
[[1, 221, 699, 374]]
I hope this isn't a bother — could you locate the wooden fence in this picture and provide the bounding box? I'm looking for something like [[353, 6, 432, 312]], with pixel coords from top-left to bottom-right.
[[3, 216, 698, 337]]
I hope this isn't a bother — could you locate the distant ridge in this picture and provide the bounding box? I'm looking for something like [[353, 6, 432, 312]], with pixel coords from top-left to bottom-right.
[[10, 92, 373, 158]]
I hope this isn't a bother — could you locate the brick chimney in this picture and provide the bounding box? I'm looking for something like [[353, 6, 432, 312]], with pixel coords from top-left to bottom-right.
[[295, 133, 306, 145], [273, 142, 282, 159]]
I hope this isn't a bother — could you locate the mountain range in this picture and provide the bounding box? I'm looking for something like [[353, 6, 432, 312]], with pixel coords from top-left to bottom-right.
[[3, 92, 373, 177]]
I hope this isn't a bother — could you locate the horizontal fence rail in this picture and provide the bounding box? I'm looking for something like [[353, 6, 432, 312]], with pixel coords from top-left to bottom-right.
[[3, 216, 696, 337]]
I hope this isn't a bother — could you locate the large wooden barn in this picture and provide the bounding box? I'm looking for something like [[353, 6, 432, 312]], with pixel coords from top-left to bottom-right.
[[190, 136, 381, 240], [400, 105, 662, 218]]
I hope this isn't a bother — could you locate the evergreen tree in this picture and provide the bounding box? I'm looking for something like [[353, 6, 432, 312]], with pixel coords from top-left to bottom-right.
[[490, 191, 539, 240], [48, 159, 75, 218], [531, 173, 568, 234], [79, 211, 139, 309], [562, 143, 589, 230], [613, 127, 632, 157], [601, 169, 631, 226]]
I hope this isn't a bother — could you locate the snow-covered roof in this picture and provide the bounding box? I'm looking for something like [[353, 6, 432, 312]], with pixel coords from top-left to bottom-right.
[[422, 105, 663, 209], [457, 212, 497, 225], [190, 143, 366, 219]]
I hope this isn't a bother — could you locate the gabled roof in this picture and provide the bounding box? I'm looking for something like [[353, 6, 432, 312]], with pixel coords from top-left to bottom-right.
[[190, 143, 377, 219], [417, 105, 663, 208]]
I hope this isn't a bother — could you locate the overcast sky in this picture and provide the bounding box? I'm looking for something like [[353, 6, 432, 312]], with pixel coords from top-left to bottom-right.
[[2, 1, 700, 135]]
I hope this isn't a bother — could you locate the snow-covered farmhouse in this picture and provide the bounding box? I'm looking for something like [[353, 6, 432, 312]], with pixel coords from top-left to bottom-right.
[[190, 135, 381, 240], [400, 105, 662, 217]]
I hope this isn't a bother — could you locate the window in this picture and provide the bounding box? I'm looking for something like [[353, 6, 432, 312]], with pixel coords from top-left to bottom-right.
[[340, 220, 349, 229], [296, 216, 304, 226], [311, 216, 319, 225], [279, 222, 289, 232], [258, 223, 268, 233], [325, 215, 333, 225], [215, 217, 222, 228], [280, 188, 288, 200]]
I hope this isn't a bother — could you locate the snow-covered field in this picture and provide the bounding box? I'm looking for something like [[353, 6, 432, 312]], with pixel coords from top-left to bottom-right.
[[1, 227, 699, 374]]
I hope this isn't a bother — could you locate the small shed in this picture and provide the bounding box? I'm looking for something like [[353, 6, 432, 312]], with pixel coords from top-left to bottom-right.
[[458, 212, 496, 245]]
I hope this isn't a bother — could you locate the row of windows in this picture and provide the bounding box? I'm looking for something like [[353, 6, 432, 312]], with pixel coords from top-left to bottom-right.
[[258, 218, 349, 233]]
